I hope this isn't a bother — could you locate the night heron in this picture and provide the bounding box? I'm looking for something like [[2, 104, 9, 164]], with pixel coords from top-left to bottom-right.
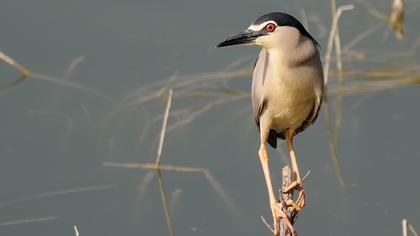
[[217, 12, 324, 220]]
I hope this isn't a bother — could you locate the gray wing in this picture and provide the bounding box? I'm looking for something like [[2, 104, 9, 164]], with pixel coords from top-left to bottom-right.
[[251, 48, 270, 127]]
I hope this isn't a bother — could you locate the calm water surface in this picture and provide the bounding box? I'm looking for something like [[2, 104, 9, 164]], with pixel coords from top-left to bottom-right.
[[1, 0, 419, 235]]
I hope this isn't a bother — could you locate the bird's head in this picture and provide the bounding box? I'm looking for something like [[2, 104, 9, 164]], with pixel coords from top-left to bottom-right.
[[217, 12, 319, 50]]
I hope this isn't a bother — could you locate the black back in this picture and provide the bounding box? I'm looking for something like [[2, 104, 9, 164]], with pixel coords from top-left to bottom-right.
[[252, 12, 320, 47]]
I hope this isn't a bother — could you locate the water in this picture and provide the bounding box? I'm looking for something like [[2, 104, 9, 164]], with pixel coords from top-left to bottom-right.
[[1, 0, 419, 235]]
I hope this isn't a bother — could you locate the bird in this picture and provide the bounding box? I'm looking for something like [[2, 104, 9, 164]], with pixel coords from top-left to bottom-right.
[[217, 12, 324, 224]]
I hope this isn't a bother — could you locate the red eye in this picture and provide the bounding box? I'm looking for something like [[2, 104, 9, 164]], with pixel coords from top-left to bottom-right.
[[265, 23, 276, 32]]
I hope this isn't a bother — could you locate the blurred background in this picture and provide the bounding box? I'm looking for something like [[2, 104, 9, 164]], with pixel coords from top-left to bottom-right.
[[1, 0, 419, 235]]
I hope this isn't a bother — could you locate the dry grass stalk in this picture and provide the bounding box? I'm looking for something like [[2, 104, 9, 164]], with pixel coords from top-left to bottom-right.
[[402, 219, 419, 236], [157, 170, 175, 236], [106, 89, 240, 235], [324, 4, 354, 85], [74, 225, 80, 236], [102, 161, 240, 219], [0, 52, 111, 101], [0, 185, 116, 208], [0, 50, 30, 77], [155, 89, 173, 165], [0, 50, 30, 93], [390, 0, 404, 40], [362, 0, 405, 40], [322, 3, 354, 187], [153, 89, 175, 236], [0, 216, 57, 226], [330, 76, 420, 96]]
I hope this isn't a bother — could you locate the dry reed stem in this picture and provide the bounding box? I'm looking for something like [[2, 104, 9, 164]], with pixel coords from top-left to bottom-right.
[[330, 0, 344, 80], [30, 73, 112, 102], [330, 76, 420, 96], [330, 1, 346, 165], [402, 219, 419, 236], [0, 50, 30, 93], [362, 0, 405, 40], [107, 68, 250, 121], [155, 89, 173, 165], [324, 4, 354, 84], [137, 171, 156, 203], [74, 225, 80, 236], [0, 50, 30, 77], [153, 89, 175, 236], [0, 216, 57, 226], [65, 56, 86, 80], [127, 89, 241, 236], [322, 101, 348, 187], [157, 171, 175, 236], [102, 161, 240, 217], [0, 185, 116, 208], [0, 53, 111, 103], [390, 0, 404, 40], [322, 3, 354, 187], [104, 162, 206, 172]]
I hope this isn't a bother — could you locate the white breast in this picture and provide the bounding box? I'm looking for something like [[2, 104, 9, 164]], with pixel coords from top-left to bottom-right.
[[253, 45, 323, 132]]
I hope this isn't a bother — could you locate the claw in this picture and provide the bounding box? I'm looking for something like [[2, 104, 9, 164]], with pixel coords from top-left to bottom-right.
[[296, 190, 305, 209], [276, 208, 297, 236], [286, 199, 302, 212], [270, 202, 281, 236], [284, 183, 306, 213]]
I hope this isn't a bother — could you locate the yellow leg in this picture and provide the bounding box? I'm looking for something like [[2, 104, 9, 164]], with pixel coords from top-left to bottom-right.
[[258, 143, 279, 235], [285, 131, 302, 184], [284, 130, 306, 210]]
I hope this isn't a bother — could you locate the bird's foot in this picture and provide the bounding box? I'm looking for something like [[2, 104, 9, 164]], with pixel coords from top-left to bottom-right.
[[283, 181, 305, 212], [283, 180, 302, 193], [285, 190, 305, 212], [270, 201, 281, 236], [285, 199, 301, 212], [274, 204, 297, 236]]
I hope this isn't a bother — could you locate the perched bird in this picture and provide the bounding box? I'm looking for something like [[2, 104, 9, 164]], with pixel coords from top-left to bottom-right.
[[217, 12, 324, 222]]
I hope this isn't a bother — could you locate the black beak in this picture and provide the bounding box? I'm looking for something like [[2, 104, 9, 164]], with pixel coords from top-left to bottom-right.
[[216, 29, 264, 48]]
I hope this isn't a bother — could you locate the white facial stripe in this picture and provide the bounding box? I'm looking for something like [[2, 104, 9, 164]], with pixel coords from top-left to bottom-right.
[[248, 20, 277, 31]]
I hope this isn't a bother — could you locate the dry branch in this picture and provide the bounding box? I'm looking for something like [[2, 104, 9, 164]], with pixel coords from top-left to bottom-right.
[[0, 185, 116, 208], [74, 225, 80, 236], [0, 50, 30, 77], [261, 165, 306, 236], [323, 4, 354, 85], [390, 0, 404, 40], [155, 89, 173, 165], [402, 219, 419, 236], [0, 216, 57, 226], [0, 50, 30, 93], [278, 166, 296, 236], [102, 161, 241, 218]]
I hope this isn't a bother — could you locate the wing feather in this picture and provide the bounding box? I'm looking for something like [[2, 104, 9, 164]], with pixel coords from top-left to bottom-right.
[[252, 49, 269, 127]]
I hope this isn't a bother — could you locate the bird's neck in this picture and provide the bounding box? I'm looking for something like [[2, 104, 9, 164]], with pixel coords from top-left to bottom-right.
[[266, 37, 318, 68]]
